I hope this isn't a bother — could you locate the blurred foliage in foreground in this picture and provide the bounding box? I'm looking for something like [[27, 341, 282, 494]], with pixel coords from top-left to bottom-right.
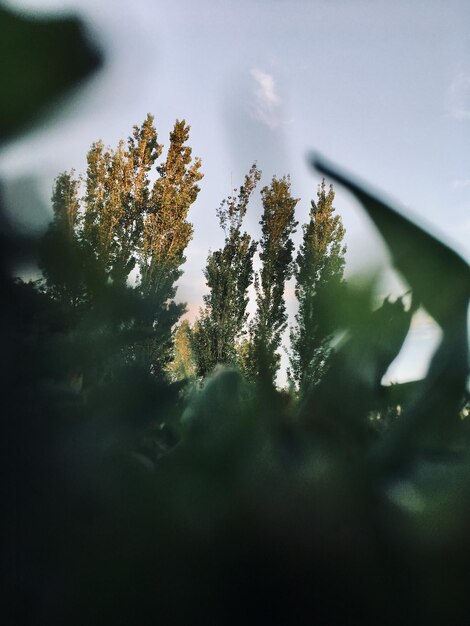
[[2, 4, 470, 626], [0, 4, 101, 141]]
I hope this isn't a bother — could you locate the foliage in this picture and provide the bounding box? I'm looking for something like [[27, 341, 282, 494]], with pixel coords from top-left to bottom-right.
[[39, 171, 101, 312], [0, 4, 101, 142], [167, 320, 196, 381], [2, 18, 470, 622], [312, 155, 470, 460], [4, 151, 470, 625], [248, 175, 299, 386], [289, 179, 346, 393], [39, 116, 202, 376], [192, 164, 260, 377], [140, 119, 203, 301], [82, 114, 160, 285]]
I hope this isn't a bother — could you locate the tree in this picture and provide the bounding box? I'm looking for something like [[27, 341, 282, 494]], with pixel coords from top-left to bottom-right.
[[137, 119, 203, 372], [39, 170, 98, 312], [40, 115, 203, 378], [192, 164, 260, 377], [83, 114, 161, 286], [289, 179, 346, 393], [140, 120, 203, 302], [249, 175, 298, 386], [167, 320, 196, 381]]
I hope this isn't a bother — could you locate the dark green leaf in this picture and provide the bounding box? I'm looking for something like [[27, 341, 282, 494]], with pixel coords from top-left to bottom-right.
[[0, 5, 102, 142]]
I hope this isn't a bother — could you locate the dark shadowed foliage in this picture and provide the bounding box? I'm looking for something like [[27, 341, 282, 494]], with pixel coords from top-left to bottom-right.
[[0, 4, 102, 142], [2, 7, 470, 626]]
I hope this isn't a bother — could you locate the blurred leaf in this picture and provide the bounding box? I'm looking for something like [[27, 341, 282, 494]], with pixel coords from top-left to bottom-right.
[[312, 155, 469, 465], [312, 154, 470, 328], [300, 286, 413, 444], [0, 4, 102, 142]]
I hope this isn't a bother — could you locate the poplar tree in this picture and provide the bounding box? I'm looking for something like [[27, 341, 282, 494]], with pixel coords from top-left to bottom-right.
[[192, 164, 260, 377], [289, 179, 346, 393], [41, 115, 203, 376], [140, 120, 203, 304], [138, 119, 203, 372], [249, 175, 298, 386], [83, 114, 161, 285]]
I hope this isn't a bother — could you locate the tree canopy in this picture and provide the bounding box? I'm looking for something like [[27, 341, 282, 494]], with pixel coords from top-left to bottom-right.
[[192, 164, 260, 377], [248, 175, 299, 386], [289, 179, 346, 393], [40, 114, 203, 378]]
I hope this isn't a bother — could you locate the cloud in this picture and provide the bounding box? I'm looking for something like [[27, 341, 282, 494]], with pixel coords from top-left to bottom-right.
[[448, 71, 470, 120], [451, 178, 470, 190], [249, 68, 282, 129]]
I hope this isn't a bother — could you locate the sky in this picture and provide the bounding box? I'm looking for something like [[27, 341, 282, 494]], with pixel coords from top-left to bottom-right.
[[1, 0, 469, 384]]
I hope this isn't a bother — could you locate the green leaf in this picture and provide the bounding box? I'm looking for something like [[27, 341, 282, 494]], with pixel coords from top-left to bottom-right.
[[0, 5, 102, 142], [312, 154, 469, 328], [312, 154, 470, 466]]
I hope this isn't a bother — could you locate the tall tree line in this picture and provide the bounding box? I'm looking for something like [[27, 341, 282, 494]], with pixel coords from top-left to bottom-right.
[[190, 171, 346, 393], [37, 115, 346, 392]]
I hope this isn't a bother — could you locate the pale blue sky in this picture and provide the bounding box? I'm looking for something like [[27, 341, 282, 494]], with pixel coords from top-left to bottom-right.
[[1, 0, 469, 383]]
